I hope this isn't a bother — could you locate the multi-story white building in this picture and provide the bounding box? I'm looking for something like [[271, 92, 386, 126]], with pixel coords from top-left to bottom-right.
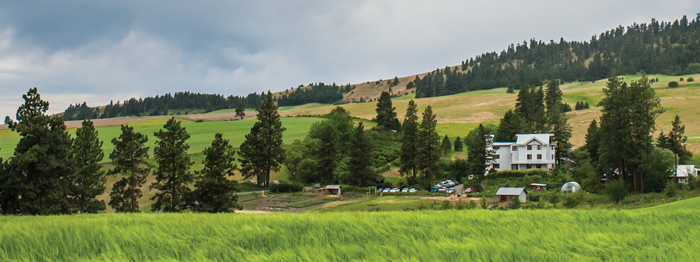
[[488, 133, 556, 172]]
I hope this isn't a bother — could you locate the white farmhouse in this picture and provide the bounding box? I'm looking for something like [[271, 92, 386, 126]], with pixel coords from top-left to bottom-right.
[[488, 133, 556, 172]]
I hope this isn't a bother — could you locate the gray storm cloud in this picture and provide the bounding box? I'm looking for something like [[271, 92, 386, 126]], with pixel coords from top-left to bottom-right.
[[0, 0, 696, 118]]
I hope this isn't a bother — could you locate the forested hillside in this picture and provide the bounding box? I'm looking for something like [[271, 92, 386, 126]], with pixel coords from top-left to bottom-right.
[[413, 15, 700, 98]]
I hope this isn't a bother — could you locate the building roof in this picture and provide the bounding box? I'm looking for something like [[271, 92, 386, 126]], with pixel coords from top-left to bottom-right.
[[675, 165, 695, 178], [515, 133, 554, 145], [325, 185, 341, 190], [496, 187, 526, 196], [530, 183, 547, 186]]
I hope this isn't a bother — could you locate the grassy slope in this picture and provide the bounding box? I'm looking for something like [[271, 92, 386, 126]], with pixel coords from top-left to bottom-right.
[[2, 197, 700, 261]]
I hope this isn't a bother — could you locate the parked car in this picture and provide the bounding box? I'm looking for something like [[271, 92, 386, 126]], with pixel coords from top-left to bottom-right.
[[437, 188, 446, 193], [377, 188, 384, 193], [390, 188, 400, 193], [430, 188, 438, 192], [409, 188, 417, 193], [402, 188, 409, 193], [383, 188, 391, 193], [446, 189, 456, 194], [464, 188, 473, 193]]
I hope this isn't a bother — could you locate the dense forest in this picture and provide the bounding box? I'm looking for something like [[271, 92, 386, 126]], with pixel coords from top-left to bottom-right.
[[63, 92, 266, 121], [276, 82, 355, 106], [414, 15, 700, 98]]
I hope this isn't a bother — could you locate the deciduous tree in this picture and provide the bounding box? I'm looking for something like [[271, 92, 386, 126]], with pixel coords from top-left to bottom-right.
[[235, 103, 245, 119]]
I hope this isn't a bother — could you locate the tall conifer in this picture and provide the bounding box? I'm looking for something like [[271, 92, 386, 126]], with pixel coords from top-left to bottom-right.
[[348, 122, 378, 186], [150, 117, 194, 212], [400, 100, 420, 178], [72, 119, 107, 213], [109, 125, 150, 213], [417, 106, 440, 186], [192, 133, 242, 213], [239, 91, 286, 187]]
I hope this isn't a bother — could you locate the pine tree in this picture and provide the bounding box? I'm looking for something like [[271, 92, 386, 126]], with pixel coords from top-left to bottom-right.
[[440, 135, 452, 156], [239, 92, 286, 187], [400, 100, 420, 178], [584, 119, 600, 164], [544, 80, 572, 165], [656, 132, 668, 149], [667, 115, 692, 164], [454, 136, 463, 151], [495, 109, 524, 142], [1, 88, 76, 215], [417, 106, 441, 186], [191, 133, 242, 213], [375, 91, 398, 131], [235, 103, 245, 119], [347, 122, 378, 186], [506, 86, 514, 94], [72, 119, 107, 213], [3, 116, 10, 125], [393, 76, 399, 86], [109, 125, 150, 213], [467, 124, 493, 177], [150, 117, 194, 212]]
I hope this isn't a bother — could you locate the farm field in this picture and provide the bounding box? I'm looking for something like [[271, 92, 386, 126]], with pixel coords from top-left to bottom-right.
[[0, 117, 323, 161], [2, 196, 700, 261]]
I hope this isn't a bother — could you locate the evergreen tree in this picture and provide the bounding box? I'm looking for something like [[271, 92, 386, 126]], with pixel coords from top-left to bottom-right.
[[506, 86, 514, 94], [109, 125, 150, 213], [235, 103, 245, 119], [191, 133, 242, 213], [466, 124, 493, 177], [656, 132, 668, 149], [150, 117, 194, 212], [545, 80, 572, 165], [495, 109, 524, 142], [72, 119, 107, 213], [239, 92, 286, 187], [375, 91, 398, 131], [3, 116, 10, 125], [417, 106, 441, 186], [440, 135, 452, 156], [545, 80, 564, 115], [666, 115, 692, 164], [347, 122, 378, 186], [393, 76, 399, 86], [454, 136, 463, 151], [1, 88, 76, 215], [584, 119, 600, 165], [399, 100, 420, 178]]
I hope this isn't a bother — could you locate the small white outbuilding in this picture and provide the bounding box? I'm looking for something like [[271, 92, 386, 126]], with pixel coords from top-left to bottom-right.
[[561, 181, 581, 193], [496, 187, 527, 203]]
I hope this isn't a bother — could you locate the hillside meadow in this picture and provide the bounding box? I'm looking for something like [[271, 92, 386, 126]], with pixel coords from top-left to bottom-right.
[[1, 197, 700, 261]]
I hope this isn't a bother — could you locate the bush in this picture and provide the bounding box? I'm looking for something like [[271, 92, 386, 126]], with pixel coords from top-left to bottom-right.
[[668, 81, 679, 87], [605, 178, 630, 203], [473, 184, 484, 193], [508, 197, 522, 209], [680, 78, 684, 81], [441, 200, 453, 210], [488, 170, 549, 179], [467, 200, 478, 209], [269, 182, 304, 193], [688, 77, 695, 82], [562, 193, 583, 208], [480, 197, 489, 209], [548, 193, 560, 204], [664, 180, 679, 198]]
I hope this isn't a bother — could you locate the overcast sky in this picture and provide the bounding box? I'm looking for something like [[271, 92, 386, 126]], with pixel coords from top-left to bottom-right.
[[0, 1, 698, 118]]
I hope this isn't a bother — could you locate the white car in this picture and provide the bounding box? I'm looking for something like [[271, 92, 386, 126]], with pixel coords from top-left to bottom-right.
[[437, 188, 446, 193], [390, 188, 400, 193], [383, 188, 391, 193], [408, 188, 417, 193], [402, 188, 409, 193]]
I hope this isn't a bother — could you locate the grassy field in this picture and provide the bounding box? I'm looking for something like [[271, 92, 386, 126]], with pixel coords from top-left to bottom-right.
[[2, 197, 700, 261], [0, 117, 323, 161]]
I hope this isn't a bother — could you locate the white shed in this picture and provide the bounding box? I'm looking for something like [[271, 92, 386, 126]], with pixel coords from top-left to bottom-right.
[[325, 185, 342, 195], [496, 187, 527, 203], [561, 181, 581, 193]]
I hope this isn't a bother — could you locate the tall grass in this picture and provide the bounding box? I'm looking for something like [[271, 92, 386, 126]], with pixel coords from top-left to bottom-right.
[[2, 198, 700, 261]]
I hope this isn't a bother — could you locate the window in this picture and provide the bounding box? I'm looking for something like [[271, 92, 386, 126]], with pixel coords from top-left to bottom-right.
[[550, 145, 555, 150], [551, 154, 554, 160], [511, 164, 518, 170], [537, 145, 542, 150], [527, 145, 532, 150], [526, 164, 532, 169], [537, 154, 542, 160], [512, 146, 517, 151], [494, 154, 500, 159], [493, 163, 500, 169], [536, 164, 542, 168], [527, 154, 532, 160], [493, 146, 500, 150]]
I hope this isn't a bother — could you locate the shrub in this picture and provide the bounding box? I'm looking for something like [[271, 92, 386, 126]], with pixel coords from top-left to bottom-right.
[[473, 184, 484, 193], [548, 193, 561, 205], [441, 200, 453, 210], [668, 81, 679, 87], [480, 197, 489, 209], [467, 200, 478, 209], [269, 182, 304, 193], [563, 193, 583, 209], [664, 180, 679, 198], [529, 195, 541, 202], [605, 178, 630, 204], [508, 197, 522, 209], [455, 200, 467, 210], [688, 77, 695, 82], [680, 78, 684, 81]]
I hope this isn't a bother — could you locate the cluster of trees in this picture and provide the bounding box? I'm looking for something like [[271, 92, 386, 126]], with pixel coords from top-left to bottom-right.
[[571, 76, 691, 194], [414, 15, 700, 98], [276, 83, 355, 106], [0, 88, 252, 214], [64, 91, 266, 120], [574, 101, 590, 110]]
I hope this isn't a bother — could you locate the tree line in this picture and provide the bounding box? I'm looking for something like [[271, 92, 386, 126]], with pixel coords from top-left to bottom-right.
[[414, 14, 700, 98], [277, 82, 355, 107], [0, 88, 289, 215]]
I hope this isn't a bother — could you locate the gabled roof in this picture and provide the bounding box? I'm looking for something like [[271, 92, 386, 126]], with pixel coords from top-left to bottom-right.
[[515, 133, 554, 145], [530, 183, 547, 186], [496, 187, 526, 196], [325, 185, 341, 190], [675, 165, 695, 178]]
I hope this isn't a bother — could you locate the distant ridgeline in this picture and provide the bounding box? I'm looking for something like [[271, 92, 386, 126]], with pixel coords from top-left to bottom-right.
[[63, 92, 266, 121], [413, 14, 700, 98], [277, 82, 355, 106]]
